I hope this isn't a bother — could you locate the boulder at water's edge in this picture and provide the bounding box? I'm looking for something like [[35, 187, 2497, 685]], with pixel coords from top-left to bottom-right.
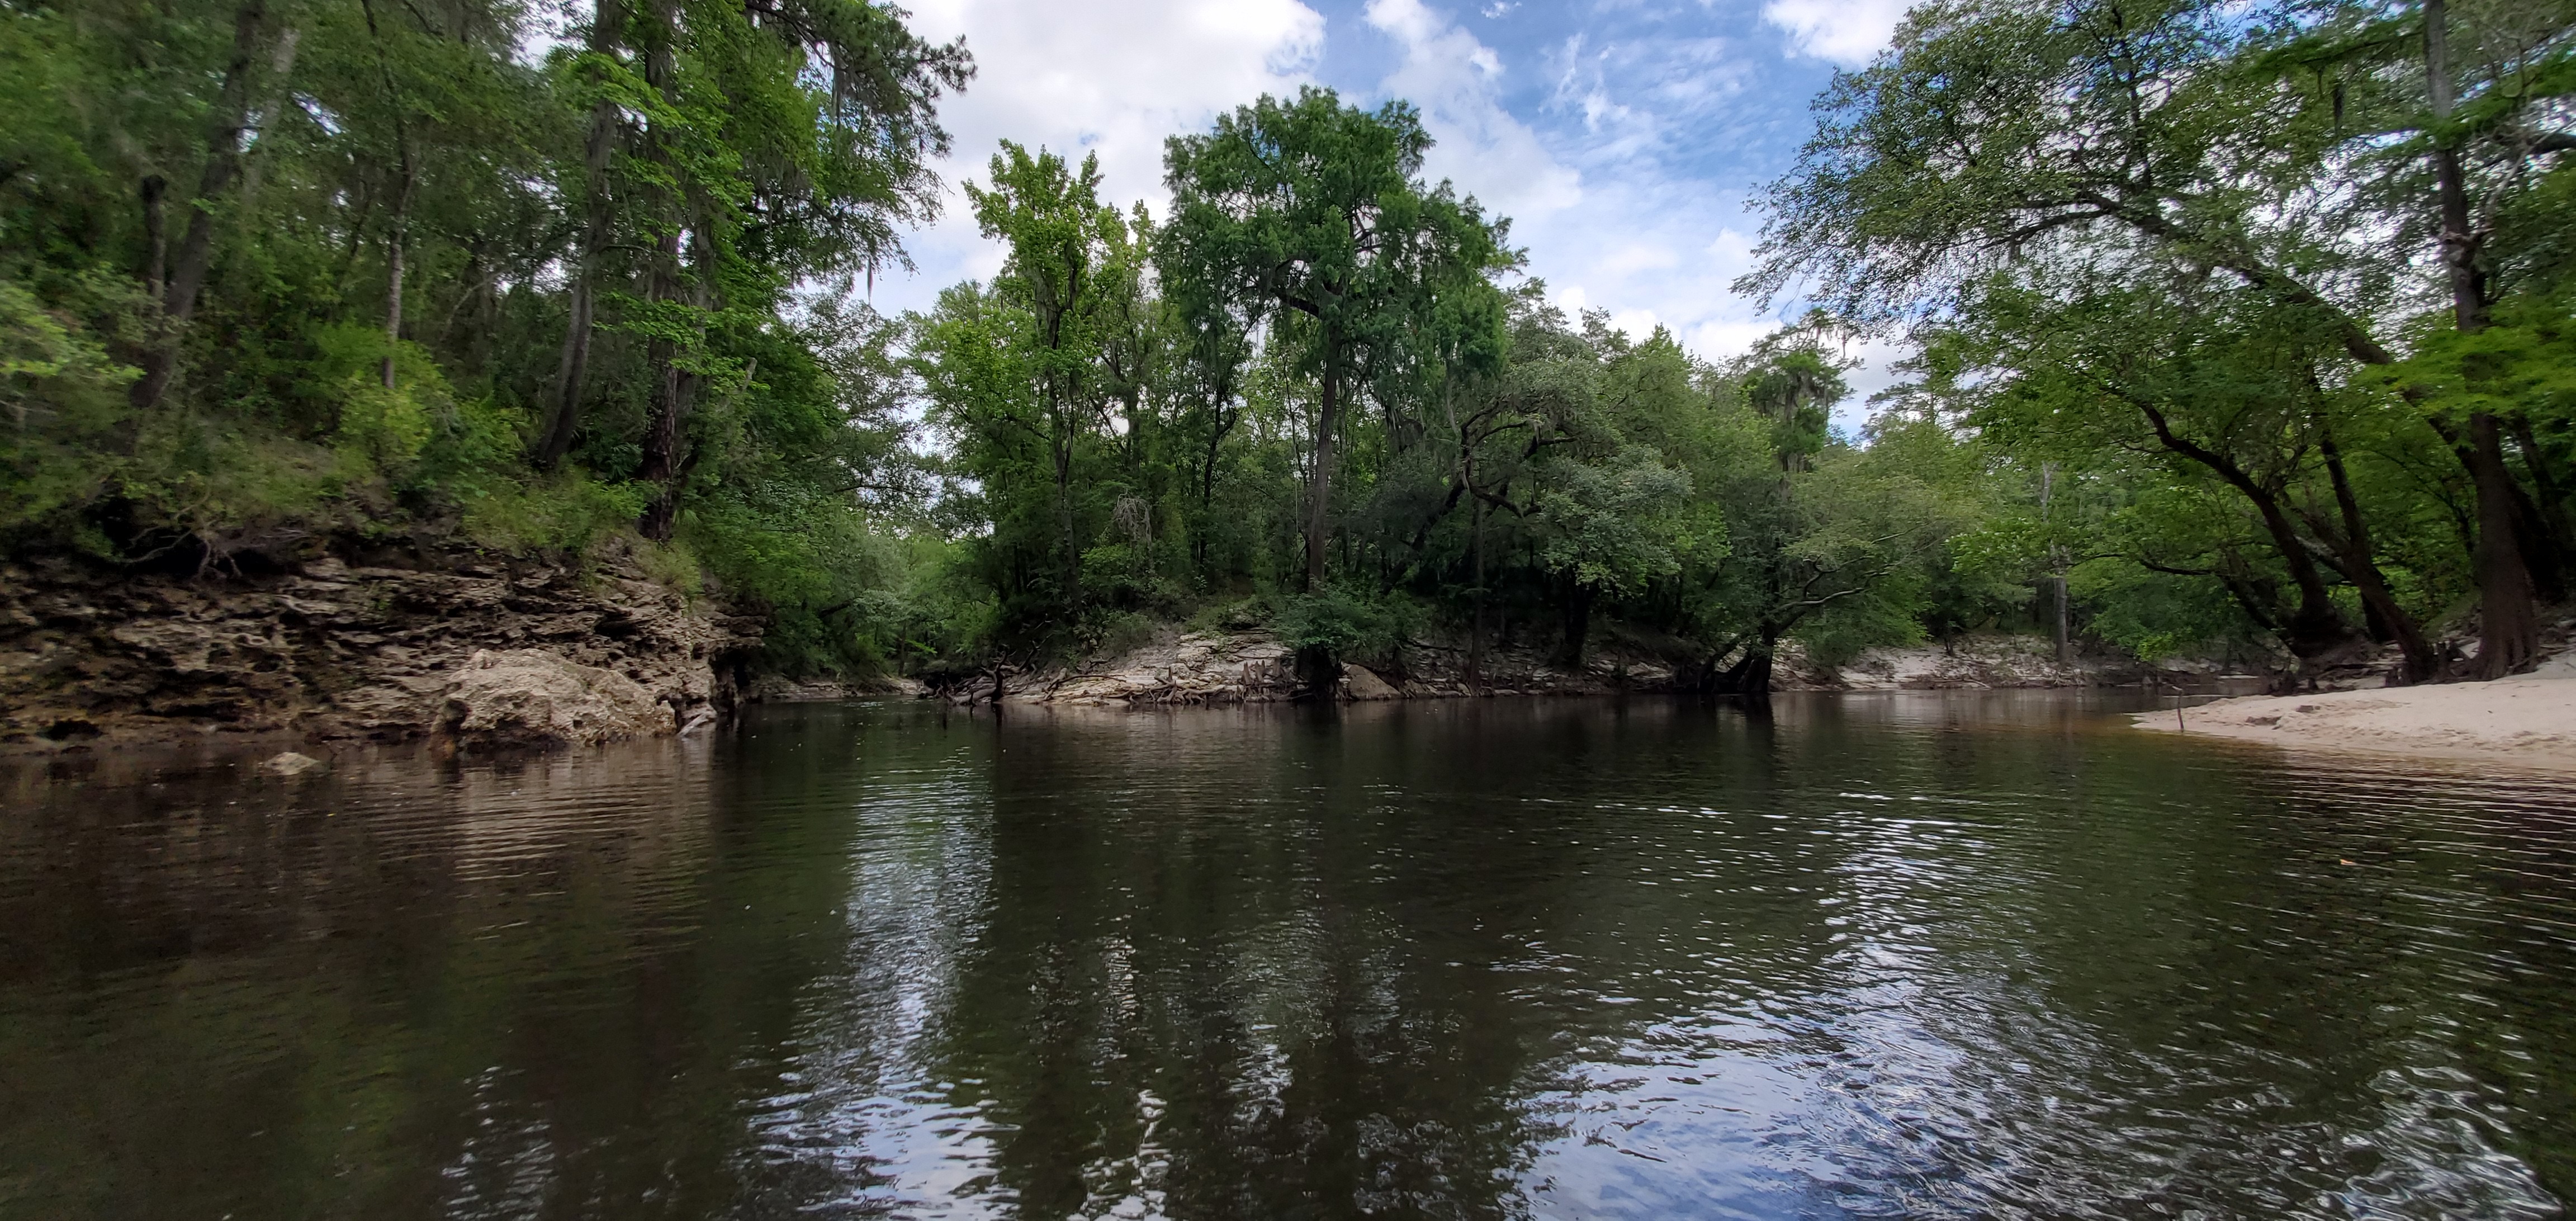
[[438, 649, 667, 750], [1342, 664, 1401, 701]]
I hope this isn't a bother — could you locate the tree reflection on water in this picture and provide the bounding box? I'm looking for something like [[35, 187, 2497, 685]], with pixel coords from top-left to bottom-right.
[[3, 695, 2572, 1219]]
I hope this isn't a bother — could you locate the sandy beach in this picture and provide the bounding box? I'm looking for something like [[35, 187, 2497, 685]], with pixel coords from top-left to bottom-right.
[[2135, 664, 2576, 768]]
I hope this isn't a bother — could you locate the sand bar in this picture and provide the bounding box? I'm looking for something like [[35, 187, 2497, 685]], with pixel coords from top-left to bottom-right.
[[2135, 668, 2576, 769]]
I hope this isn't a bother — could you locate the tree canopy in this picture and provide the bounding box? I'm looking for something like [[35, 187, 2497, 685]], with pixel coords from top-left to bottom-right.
[[6, 0, 2568, 693]]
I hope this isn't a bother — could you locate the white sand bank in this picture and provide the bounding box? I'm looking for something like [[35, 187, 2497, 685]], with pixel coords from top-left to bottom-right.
[[2134, 665, 2576, 768]]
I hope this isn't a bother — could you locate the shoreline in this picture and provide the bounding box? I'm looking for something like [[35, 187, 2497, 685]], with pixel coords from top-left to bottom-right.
[[935, 628, 2246, 709], [2133, 670, 2576, 769]]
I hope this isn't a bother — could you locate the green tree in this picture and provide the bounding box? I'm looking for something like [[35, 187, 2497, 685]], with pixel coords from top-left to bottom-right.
[[960, 143, 1125, 604], [1679, 333, 1950, 692], [1, 0, 969, 683], [1160, 86, 1513, 589], [1744, 0, 2575, 678]]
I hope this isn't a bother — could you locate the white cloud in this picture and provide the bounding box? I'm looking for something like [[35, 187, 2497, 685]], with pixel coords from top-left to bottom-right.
[[1607, 306, 1660, 337], [1598, 242, 1679, 276], [860, 0, 1916, 430], [1683, 318, 1775, 359], [1760, 0, 1910, 67], [1345, 6, 1773, 366], [1831, 337, 1910, 433], [1362, 0, 1582, 223], [867, 0, 1325, 313]]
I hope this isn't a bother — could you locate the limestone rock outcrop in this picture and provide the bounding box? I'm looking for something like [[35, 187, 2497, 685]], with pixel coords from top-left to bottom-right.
[[931, 626, 2251, 711], [437, 649, 668, 749], [1812, 635, 2094, 690], [1, 542, 758, 749], [966, 631, 1303, 706], [942, 628, 1676, 707]]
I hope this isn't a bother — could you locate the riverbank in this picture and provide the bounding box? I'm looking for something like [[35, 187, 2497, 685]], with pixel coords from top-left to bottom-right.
[[940, 626, 2229, 707], [2134, 660, 2576, 768], [1, 541, 763, 753]]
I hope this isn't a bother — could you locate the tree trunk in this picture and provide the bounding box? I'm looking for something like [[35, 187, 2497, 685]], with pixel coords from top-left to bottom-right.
[[634, 359, 690, 541], [1053, 403, 1079, 603], [2426, 0, 2542, 675], [2251, 494, 2357, 662], [1556, 578, 1592, 670], [380, 161, 412, 389], [534, 0, 624, 467], [1196, 406, 1225, 575], [1731, 646, 1774, 695], [2509, 470, 2570, 604], [231, 27, 301, 214], [444, 240, 500, 377], [1467, 481, 1485, 688], [139, 176, 167, 302], [2209, 565, 2284, 636], [2316, 418, 2440, 683], [2189, 455, 2354, 660], [2052, 576, 2071, 665], [1306, 332, 1339, 590], [634, 226, 689, 541], [2469, 413, 2540, 675], [631, 7, 699, 541], [635, 363, 694, 542], [2509, 414, 2573, 574], [1702, 633, 1778, 695], [380, 233, 404, 388], [356, 0, 412, 391], [2425, 0, 2484, 332], [2133, 398, 2356, 660], [2504, 415, 2573, 602], [2041, 461, 2070, 665], [132, 1, 285, 410]]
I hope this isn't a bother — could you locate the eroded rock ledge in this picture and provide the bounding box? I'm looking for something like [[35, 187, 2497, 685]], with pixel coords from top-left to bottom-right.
[[2, 545, 758, 751], [939, 628, 2221, 708], [943, 629, 1690, 707]]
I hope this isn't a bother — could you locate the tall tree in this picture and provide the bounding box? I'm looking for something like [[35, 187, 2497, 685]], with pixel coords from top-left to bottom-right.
[[1684, 334, 1947, 693], [1161, 87, 1512, 589], [629, 0, 969, 538], [130, 0, 300, 411], [533, 0, 625, 468], [962, 143, 1125, 603]]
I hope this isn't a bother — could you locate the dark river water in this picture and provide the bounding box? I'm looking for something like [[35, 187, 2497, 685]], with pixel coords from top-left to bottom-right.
[[6, 694, 2576, 1219]]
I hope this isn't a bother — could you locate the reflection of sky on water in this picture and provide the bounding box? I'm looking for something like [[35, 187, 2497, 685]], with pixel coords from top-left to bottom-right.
[[716, 701, 2575, 1218]]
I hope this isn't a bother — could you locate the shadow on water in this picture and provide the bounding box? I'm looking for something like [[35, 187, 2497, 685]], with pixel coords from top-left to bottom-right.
[[3, 693, 2574, 1219]]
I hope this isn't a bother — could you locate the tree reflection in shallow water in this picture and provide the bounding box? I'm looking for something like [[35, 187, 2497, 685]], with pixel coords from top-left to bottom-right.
[[3, 694, 2574, 1219]]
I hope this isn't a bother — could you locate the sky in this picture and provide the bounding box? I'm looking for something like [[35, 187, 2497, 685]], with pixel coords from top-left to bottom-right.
[[873, 0, 1916, 418]]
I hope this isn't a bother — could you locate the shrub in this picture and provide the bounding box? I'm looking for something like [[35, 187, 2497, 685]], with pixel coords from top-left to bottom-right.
[[1269, 585, 1420, 669], [0, 278, 138, 540], [460, 470, 653, 555]]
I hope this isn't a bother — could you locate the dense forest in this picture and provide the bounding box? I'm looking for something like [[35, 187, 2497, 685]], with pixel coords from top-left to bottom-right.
[[2, 0, 2569, 693]]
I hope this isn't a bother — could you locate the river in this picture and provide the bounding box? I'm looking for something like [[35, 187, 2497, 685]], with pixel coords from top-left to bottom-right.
[[4, 693, 2573, 1219]]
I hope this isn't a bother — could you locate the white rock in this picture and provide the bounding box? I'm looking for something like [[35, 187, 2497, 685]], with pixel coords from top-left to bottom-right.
[[438, 649, 667, 749], [1342, 664, 1400, 701], [261, 751, 324, 775]]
